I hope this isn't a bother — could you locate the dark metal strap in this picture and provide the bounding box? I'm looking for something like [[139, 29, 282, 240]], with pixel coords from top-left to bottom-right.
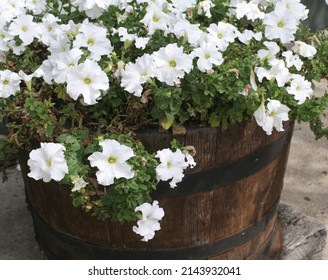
[[152, 128, 293, 197], [29, 199, 280, 260], [248, 224, 277, 260]]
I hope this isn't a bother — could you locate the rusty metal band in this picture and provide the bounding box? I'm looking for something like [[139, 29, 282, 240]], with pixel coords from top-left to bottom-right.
[[28, 199, 280, 260], [152, 127, 293, 197]]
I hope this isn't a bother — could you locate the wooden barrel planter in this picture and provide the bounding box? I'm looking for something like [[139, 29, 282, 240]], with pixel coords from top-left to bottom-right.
[[19, 118, 294, 259]]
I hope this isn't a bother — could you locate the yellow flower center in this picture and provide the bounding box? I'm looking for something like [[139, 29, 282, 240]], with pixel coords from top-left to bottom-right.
[[277, 21, 284, 28], [3, 80, 9, 85], [169, 60, 177, 67], [21, 26, 28, 32], [84, 77, 92, 84], [269, 111, 276, 117], [167, 161, 172, 168], [152, 15, 160, 22], [45, 159, 52, 167], [205, 53, 211, 59], [108, 157, 117, 164], [87, 38, 95, 46], [218, 33, 223, 39]]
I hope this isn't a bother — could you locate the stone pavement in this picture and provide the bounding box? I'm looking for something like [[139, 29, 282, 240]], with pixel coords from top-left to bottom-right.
[[281, 79, 328, 259], [0, 80, 327, 260]]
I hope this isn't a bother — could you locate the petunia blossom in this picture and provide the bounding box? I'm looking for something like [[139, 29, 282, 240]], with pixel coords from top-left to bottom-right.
[[197, 0, 214, 17], [27, 143, 69, 183], [292, 41, 317, 59], [152, 43, 193, 86], [50, 48, 83, 83], [71, 176, 88, 192], [133, 200, 165, 242], [255, 59, 290, 87], [263, 8, 297, 43], [88, 139, 135, 186], [121, 54, 156, 97], [282, 50, 303, 71], [73, 20, 113, 61], [155, 148, 190, 188], [192, 41, 224, 73], [286, 74, 313, 104], [207, 22, 239, 51], [254, 99, 290, 135], [0, 70, 21, 98], [235, 1, 265, 21], [8, 14, 42, 46], [66, 59, 109, 105]]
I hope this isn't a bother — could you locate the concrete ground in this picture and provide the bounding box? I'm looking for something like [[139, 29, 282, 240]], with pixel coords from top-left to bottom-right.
[[0, 80, 327, 260], [281, 79, 328, 259]]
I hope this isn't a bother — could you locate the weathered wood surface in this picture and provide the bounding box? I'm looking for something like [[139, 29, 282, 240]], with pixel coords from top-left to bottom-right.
[[277, 203, 327, 260]]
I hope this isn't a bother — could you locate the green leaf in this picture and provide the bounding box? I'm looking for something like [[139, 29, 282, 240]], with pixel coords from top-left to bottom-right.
[[160, 117, 174, 130]]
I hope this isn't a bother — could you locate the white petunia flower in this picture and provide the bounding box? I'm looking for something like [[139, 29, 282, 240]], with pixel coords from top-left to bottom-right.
[[63, 20, 82, 38], [8, 14, 42, 46], [192, 42, 224, 73], [25, 0, 47, 15], [275, 0, 309, 21], [173, 21, 203, 47], [235, 1, 265, 21], [121, 54, 156, 97], [27, 143, 69, 183], [7, 40, 25, 55], [171, 0, 196, 12], [48, 33, 71, 55], [141, 3, 173, 35], [263, 8, 297, 43], [114, 27, 135, 42], [39, 14, 61, 46], [0, 70, 21, 98], [133, 200, 165, 242], [238, 30, 262, 45], [39, 59, 55, 84], [50, 48, 83, 83], [197, 0, 214, 17], [257, 41, 280, 61], [113, 27, 150, 50], [286, 74, 313, 104], [254, 99, 290, 135], [0, 21, 13, 52], [207, 22, 239, 51], [155, 148, 189, 188], [135, 37, 150, 49], [282, 51, 303, 71], [74, 21, 113, 61], [152, 43, 193, 86], [0, 0, 25, 23], [71, 176, 88, 192], [88, 139, 135, 186], [73, 0, 112, 19], [18, 69, 43, 91], [292, 41, 317, 59], [67, 59, 109, 105], [255, 59, 290, 87]]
